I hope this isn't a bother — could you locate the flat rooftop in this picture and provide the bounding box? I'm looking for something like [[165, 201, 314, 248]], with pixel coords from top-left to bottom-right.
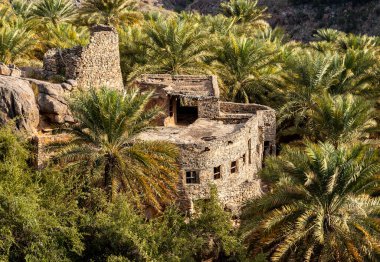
[[136, 118, 246, 145]]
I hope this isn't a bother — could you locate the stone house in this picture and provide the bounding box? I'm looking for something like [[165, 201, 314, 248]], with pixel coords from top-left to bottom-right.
[[136, 74, 276, 211]]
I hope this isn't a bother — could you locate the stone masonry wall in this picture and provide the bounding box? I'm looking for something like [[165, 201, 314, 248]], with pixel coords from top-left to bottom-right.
[[177, 115, 267, 212], [220, 102, 276, 152], [43, 25, 123, 90]]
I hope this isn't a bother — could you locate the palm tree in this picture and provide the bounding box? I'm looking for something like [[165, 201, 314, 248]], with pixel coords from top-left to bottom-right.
[[79, 0, 142, 27], [41, 23, 90, 49], [279, 49, 379, 140], [53, 87, 179, 210], [304, 93, 377, 145], [0, 22, 36, 64], [119, 25, 149, 82], [314, 28, 345, 43], [278, 50, 342, 137], [213, 34, 282, 104], [220, 0, 270, 25], [200, 14, 236, 36], [128, 17, 212, 81], [31, 0, 77, 25], [338, 33, 378, 51], [241, 142, 380, 261], [9, 0, 34, 19]]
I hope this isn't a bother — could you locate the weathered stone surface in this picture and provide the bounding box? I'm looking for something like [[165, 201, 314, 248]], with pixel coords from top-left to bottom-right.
[[66, 79, 77, 87], [10, 68, 21, 77], [0, 63, 11, 76], [28, 79, 71, 124], [136, 75, 277, 212], [43, 25, 124, 90], [61, 82, 73, 91], [20, 66, 44, 79], [0, 75, 39, 133]]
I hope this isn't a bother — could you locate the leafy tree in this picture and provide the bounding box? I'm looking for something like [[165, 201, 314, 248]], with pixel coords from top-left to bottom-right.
[[213, 34, 282, 104], [53, 87, 179, 210], [0, 124, 83, 261], [31, 0, 77, 25], [189, 186, 244, 261], [81, 187, 244, 261], [79, 0, 142, 27], [241, 142, 380, 261]]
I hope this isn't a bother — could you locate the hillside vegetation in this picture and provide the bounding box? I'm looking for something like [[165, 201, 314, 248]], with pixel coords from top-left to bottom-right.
[[145, 0, 380, 41]]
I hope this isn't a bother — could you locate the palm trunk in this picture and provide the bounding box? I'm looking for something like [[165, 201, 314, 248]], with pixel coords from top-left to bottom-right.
[[104, 155, 115, 201]]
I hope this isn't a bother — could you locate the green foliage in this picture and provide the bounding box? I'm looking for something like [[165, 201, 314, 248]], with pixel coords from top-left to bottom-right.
[[79, 0, 142, 26], [0, 124, 83, 261], [189, 186, 244, 260], [53, 87, 179, 210], [213, 34, 282, 104], [304, 93, 377, 144], [0, 21, 37, 64], [81, 187, 244, 261], [9, 0, 34, 19], [278, 48, 379, 142], [41, 23, 90, 49], [220, 0, 269, 24], [1, 0, 380, 261], [241, 142, 380, 261], [126, 16, 212, 81], [31, 0, 77, 25]]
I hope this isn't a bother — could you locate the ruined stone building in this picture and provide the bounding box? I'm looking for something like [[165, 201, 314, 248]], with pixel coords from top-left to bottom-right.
[[0, 24, 276, 211], [43, 25, 123, 90], [136, 75, 276, 211]]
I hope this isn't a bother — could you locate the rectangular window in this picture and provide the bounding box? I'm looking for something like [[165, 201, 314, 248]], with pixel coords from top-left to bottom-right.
[[248, 139, 252, 164], [186, 171, 199, 184], [231, 161, 237, 174], [214, 166, 221, 179]]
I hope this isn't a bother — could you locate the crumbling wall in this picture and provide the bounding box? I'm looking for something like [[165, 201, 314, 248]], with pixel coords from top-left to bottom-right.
[[220, 102, 276, 153], [177, 116, 265, 211], [198, 98, 219, 119], [43, 25, 123, 90]]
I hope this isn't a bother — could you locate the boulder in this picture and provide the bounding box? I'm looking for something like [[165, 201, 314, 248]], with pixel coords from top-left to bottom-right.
[[8, 65, 21, 77], [0, 63, 11, 76], [66, 79, 77, 87], [0, 75, 39, 133], [61, 82, 73, 91], [28, 79, 71, 124]]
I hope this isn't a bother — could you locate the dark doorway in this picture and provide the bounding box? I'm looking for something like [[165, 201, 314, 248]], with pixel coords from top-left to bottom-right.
[[176, 97, 198, 125]]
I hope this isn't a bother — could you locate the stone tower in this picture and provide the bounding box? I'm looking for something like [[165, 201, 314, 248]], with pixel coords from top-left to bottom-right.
[[43, 25, 124, 90]]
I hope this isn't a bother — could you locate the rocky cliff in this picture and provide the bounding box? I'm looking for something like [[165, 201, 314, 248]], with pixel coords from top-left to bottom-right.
[[145, 0, 380, 41]]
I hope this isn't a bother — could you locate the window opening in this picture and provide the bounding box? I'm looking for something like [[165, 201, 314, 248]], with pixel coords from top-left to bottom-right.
[[231, 161, 237, 174], [214, 166, 221, 179], [186, 171, 199, 184]]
